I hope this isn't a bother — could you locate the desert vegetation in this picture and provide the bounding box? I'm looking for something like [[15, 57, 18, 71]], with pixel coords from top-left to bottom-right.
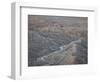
[[28, 15, 88, 66]]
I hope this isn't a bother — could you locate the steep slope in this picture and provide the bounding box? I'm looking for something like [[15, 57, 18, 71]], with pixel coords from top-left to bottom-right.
[[28, 15, 88, 66], [28, 30, 60, 66], [28, 30, 80, 66], [36, 38, 87, 66]]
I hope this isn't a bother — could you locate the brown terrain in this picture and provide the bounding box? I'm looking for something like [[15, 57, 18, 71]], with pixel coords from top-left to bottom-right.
[[28, 15, 88, 66]]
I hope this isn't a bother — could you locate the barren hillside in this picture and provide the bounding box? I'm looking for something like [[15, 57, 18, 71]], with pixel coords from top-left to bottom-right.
[[28, 15, 88, 66]]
